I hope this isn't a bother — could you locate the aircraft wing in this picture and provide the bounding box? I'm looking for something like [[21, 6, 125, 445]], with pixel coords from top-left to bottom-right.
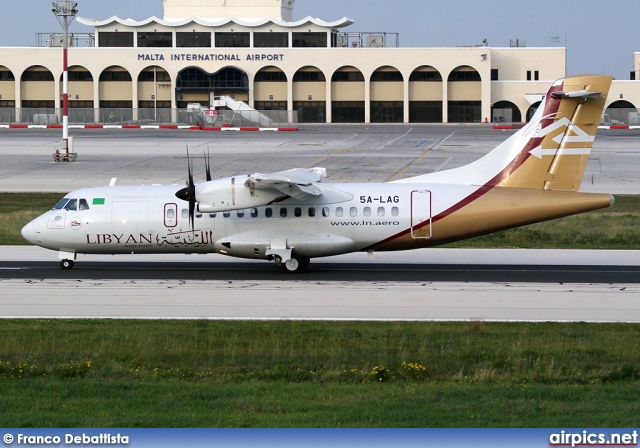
[[247, 167, 326, 199]]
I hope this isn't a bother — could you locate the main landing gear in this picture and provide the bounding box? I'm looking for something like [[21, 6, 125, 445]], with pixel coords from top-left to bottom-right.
[[265, 238, 310, 273], [272, 254, 310, 274]]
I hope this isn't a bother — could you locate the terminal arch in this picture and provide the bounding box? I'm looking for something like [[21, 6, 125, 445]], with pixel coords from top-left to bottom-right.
[[409, 65, 443, 123], [176, 66, 249, 108], [491, 100, 521, 123], [293, 66, 326, 123], [137, 66, 172, 109], [447, 65, 481, 123], [99, 65, 132, 82], [61, 66, 94, 108], [0, 65, 15, 81], [331, 66, 365, 123], [527, 101, 542, 122], [0, 66, 16, 114], [371, 66, 404, 123], [20, 66, 55, 109], [605, 100, 637, 125], [254, 66, 287, 110], [99, 66, 133, 123]]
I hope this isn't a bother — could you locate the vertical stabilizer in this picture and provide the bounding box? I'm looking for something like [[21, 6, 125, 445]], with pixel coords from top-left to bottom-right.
[[500, 75, 612, 191], [394, 75, 612, 192]]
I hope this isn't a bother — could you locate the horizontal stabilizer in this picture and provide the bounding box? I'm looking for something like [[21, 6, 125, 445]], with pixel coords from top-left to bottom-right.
[[551, 90, 601, 99]]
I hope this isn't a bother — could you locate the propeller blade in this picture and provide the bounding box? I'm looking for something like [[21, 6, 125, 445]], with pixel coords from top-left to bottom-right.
[[205, 147, 212, 182], [175, 147, 197, 233], [189, 195, 195, 233]]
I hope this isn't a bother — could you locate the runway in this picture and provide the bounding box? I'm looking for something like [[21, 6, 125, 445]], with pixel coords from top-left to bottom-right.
[[1, 247, 639, 322], [1, 126, 639, 322]]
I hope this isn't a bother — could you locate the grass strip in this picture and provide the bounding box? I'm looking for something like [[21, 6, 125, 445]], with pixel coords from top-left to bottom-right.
[[1, 320, 639, 427], [1, 193, 638, 248]]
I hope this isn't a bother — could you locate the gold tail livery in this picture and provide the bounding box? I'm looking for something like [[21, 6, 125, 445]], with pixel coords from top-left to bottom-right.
[[22, 75, 614, 273]]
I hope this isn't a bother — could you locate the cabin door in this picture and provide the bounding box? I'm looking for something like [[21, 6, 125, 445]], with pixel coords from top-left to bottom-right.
[[410, 190, 432, 239]]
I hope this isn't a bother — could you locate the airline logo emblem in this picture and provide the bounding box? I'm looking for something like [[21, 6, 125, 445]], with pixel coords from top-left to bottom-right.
[[529, 117, 594, 159]]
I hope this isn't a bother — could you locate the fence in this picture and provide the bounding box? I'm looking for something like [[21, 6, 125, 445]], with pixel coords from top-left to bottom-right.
[[601, 108, 640, 126], [0, 108, 298, 128], [492, 108, 513, 126]]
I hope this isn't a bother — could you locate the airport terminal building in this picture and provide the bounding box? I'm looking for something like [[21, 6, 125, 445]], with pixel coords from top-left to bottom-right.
[[0, 0, 639, 126]]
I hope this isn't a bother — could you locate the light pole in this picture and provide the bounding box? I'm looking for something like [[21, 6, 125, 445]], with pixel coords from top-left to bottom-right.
[[52, 0, 78, 161]]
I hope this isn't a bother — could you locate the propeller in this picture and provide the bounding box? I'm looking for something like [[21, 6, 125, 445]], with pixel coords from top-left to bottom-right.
[[175, 148, 196, 232], [175, 148, 214, 232]]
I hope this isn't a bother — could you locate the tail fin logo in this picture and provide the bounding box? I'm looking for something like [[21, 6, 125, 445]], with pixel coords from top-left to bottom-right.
[[528, 116, 594, 159]]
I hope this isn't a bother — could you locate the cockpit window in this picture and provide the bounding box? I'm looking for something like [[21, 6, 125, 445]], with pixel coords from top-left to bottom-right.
[[64, 199, 78, 211], [53, 198, 70, 210], [78, 199, 90, 211]]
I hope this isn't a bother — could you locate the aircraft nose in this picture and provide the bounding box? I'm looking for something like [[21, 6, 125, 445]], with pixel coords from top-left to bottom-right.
[[21, 219, 40, 244]]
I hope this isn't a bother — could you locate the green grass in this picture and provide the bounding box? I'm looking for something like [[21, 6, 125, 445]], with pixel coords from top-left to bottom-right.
[[1, 320, 639, 427], [443, 195, 640, 249], [0, 193, 63, 245], [2, 193, 639, 248], [2, 194, 638, 426]]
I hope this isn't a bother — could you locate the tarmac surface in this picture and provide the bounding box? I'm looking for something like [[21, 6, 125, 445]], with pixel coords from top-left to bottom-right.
[[1, 124, 639, 321], [1, 125, 640, 193]]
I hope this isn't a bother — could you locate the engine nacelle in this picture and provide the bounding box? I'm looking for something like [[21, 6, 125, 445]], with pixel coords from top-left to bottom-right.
[[214, 231, 356, 259], [195, 176, 283, 213]]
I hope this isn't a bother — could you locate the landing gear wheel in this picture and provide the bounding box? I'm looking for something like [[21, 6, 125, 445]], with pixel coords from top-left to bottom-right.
[[282, 255, 310, 274], [60, 259, 74, 270]]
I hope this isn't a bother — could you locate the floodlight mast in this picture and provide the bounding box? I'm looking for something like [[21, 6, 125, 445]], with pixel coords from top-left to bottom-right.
[[52, 1, 78, 159]]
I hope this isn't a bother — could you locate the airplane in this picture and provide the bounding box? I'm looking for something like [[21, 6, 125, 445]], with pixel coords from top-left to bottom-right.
[[22, 74, 614, 273]]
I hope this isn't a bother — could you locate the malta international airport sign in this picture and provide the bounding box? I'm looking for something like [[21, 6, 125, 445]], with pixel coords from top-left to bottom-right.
[[138, 53, 286, 62]]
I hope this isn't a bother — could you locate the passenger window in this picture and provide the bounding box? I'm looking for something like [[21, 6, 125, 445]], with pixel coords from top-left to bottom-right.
[[280, 208, 287, 218], [295, 208, 302, 217], [196, 212, 203, 219], [251, 208, 258, 218], [167, 209, 175, 219], [350, 207, 357, 217], [53, 198, 70, 210], [223, 212, 231, 218], [336, 207, 343, 217], [181, 209, 189, 219], [209, 213, 217, 218], [364, 207, 371, 217], [237, 210, 245, 218], [265, 208, 273, 218], [322, 207, 330, 217], [378, 207, 385, 217], [79, 199, 90, 211], [64, 199, 78, 211], [392, 207, 399, 217], [309, 207, 316, 217]]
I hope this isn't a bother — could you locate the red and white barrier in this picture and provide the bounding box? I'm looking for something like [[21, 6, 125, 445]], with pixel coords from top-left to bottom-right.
[[0, 124, 298, 131]]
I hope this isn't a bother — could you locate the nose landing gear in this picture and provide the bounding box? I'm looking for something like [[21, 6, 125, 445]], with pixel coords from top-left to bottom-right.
[[58, 251, 77, 270], [60, 259, 75, 270]]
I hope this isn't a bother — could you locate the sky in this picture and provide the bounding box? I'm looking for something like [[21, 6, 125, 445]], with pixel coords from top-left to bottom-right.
[[0, 0, 638, 80]]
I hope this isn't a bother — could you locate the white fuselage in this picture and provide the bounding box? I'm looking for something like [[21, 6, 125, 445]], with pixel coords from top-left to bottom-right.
[[21, 181, 451, 260]]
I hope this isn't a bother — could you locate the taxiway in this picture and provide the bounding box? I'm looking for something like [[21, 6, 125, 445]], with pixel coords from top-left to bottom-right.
[[1, 125, 639, 321]]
